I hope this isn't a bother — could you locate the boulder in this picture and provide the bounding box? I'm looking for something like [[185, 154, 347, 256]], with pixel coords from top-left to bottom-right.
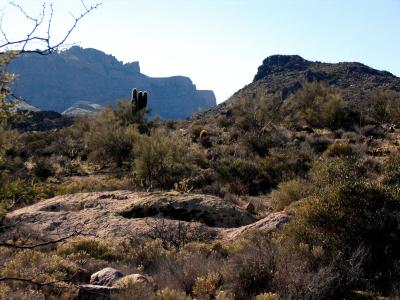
[[90, 267, 124, 287], [120, 193, 256, 227], [222, 212, 291, 240], [113, 273, 152, 289], [76, 284, 117, 300]]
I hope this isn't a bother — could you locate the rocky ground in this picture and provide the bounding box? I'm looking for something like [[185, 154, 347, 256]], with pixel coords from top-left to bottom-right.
[[4, 191, 290, 244]]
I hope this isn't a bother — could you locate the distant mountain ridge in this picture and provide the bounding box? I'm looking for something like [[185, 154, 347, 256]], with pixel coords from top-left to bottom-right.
[[9, 46, 216, 119]]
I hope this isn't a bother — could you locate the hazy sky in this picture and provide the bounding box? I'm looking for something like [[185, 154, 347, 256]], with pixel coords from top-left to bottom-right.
[[2, 0, 400, 103]]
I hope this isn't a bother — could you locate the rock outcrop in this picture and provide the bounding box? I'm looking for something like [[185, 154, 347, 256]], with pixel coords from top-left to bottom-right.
[[9, 46, 217, 119], [90, 268, 124, 287], [4, 191, 262, 242]]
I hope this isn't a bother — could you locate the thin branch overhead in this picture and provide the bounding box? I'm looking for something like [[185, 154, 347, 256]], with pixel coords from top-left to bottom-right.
[[0, 0, 102, 55]]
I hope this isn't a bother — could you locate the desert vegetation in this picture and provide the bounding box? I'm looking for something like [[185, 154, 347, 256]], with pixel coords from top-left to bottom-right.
[[1, 70, 400, 299]]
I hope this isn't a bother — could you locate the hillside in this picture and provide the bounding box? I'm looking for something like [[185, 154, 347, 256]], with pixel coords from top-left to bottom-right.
[[195, 54, 400, 120], [9, 46, 216, 119]]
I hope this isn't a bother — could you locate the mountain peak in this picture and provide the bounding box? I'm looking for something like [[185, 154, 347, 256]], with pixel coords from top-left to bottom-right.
[[253, 55, 312, 82]]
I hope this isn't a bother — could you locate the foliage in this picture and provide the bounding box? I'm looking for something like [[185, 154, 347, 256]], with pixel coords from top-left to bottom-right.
[[133, 130, 203, 189], [270, 179, 309, 211], [282, 157, 400, 293], [283, 82, 348, 129], [368, 89, 400, 124], [324, 142, 354, 157], [0, 249, 77, 298], [57, 238, 119, 261], [84, 105, 140, 167]]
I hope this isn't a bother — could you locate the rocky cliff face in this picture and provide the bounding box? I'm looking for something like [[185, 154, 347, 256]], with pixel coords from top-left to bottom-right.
[[248, 54, 400, 102], [9, 46, 216, 119]]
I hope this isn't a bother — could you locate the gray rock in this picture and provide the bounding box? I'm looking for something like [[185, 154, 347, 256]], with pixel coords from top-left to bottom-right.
[[90, 267, 124, 287], [76, 284, 117, 300]]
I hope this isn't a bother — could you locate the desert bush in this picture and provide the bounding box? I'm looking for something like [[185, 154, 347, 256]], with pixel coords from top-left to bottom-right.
[[155, 248, 222, 295], [367, 89, 400, 124], [324, 142, 354, 157], [304, 134, 333, 153], [283, 82, 349, 129], [241, 126, 289, 157], [123, 239, 168, 273], [192, 271, 222, 299], [223, 231, 275, 300], [270, 179, 309, 211], [57, 238, 119, 261], [0, 177, 55, 210], [133, 130, 203, 189], [309, 156, 363, 189], [32, 159, 55, 180], [359, 124, 386, 138], [261, 146, 313, 188], [215, 157, 265, 195], [283, 162, 400, 293], [155, 288, 191, 300], [0, 250, 78, 298], [84, 107, 139, 167], [113, 276, 154, 300]]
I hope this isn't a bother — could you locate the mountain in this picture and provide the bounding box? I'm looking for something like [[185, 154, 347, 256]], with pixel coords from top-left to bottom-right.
[[9, 46, 216, 119], [194, 54, 400, 119]]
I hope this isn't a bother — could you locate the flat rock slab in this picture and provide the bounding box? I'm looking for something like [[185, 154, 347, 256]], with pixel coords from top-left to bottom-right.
[[4, 191, 257, 242], [77, 284, 117, 300]]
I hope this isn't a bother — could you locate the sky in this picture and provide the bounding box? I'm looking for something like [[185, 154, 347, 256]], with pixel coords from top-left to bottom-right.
[[1, 0, 400, 103]]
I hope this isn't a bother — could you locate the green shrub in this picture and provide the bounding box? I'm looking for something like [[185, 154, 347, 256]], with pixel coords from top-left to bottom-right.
[[0, 250, 77, 298], [309, 156, 363, 189], [133, 131, 202, 189], [261, 147, 313, 188], [57, 238, 119, 261], [84, 107, 139, 167], [224, 231, 275, 299], [283, 82, 349, 129], [192, 272, 221, 299], [283, 173, 400, 293], [367, 89, 400, 124], [324, 142, 354, 157], [270, 179, 309, 211], [215, 158, 264, 195]]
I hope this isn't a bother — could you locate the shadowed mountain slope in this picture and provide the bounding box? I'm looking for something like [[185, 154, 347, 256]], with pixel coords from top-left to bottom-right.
[[9, 46, 216, 119]]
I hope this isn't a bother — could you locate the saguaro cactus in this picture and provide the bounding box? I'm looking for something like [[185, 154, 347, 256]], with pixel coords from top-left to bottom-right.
[[131, 88, 138, 113], [131, 88, 148, 113]]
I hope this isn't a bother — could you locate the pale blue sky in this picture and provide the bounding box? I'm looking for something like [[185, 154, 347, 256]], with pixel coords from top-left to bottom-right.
[[2, 0, 400, 103]]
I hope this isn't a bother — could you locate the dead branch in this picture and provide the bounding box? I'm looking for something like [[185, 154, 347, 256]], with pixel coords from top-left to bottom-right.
[[0, 0, 102, 55], [0, 228, 81, 249]]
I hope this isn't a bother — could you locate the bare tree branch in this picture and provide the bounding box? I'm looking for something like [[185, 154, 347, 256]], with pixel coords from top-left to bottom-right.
[[0, 0, 102, 55], [0, 276, 67, 287], [0, 228, 81, 249]]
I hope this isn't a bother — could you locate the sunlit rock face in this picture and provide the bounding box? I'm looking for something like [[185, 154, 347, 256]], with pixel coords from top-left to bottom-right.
[[9, 46, 216, 119]]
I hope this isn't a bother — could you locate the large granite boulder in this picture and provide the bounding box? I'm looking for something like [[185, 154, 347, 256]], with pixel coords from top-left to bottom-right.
[[89, 267, 124, 287]]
